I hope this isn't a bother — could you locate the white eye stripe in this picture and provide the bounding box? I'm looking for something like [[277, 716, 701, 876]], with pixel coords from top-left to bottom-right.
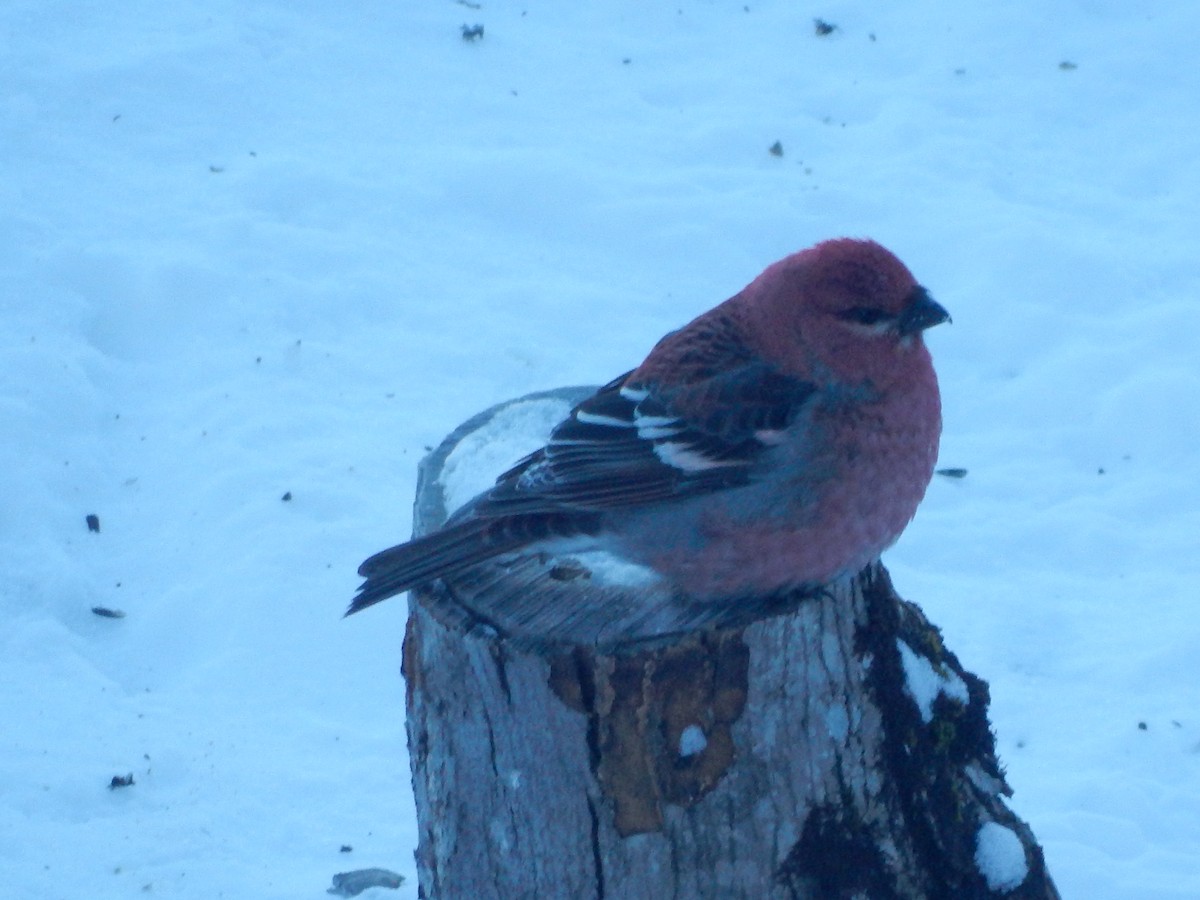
[[619, 386, 649, 402], [842, 319, 894, 336]]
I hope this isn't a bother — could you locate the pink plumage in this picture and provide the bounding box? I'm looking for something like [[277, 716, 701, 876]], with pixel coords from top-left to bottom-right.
[[350, 238, 948, 616]]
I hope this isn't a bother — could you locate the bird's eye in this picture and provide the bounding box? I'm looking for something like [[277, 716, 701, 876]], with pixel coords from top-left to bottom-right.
[[838, 307, 892, 326]]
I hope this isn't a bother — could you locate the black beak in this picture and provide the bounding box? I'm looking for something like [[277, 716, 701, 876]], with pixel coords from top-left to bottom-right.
[[898, 286, 951, 336]]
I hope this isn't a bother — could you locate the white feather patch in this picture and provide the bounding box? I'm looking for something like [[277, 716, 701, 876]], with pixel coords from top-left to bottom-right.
[[637, 425, 680, 440], [653, 441, 743, 471], [575, 410, 636, 427], [634, 411, 681, 441], [754, 428, 786, 445], [634, 413, 677, 427]]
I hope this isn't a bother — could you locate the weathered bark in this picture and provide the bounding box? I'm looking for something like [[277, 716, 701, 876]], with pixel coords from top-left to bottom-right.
[[400, 390, 1058, 899]]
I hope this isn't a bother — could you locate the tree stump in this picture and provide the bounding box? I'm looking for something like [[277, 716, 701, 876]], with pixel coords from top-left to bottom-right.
[[398, 389, 1059, 899]]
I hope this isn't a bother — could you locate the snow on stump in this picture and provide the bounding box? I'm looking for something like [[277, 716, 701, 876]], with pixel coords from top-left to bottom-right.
[[399, 388, 1059, 899]]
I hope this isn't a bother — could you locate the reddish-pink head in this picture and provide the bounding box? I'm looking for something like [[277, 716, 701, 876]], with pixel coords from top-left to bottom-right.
[[738, 238, 948, 390]]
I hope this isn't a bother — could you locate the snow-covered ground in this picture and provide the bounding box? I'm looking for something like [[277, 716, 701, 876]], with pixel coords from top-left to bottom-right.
[[3, 2, 1198, 897]]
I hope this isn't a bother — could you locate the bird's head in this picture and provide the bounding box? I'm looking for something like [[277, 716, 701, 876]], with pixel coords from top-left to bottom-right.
[[749, 238, 950, 388]]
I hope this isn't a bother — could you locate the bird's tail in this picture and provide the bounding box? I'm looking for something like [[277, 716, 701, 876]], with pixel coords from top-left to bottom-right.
[[347, 512, 601, 616], [348, 520, 509, 616]]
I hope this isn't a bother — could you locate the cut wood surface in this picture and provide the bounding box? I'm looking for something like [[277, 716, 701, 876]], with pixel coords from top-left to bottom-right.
[[401, 390, 1059, 899]]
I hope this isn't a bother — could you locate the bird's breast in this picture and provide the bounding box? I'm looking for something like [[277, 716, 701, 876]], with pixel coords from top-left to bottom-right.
[[619, 367, 940, 600]]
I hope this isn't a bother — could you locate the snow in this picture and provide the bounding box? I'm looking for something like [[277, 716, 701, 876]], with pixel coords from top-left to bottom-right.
[[678, 724, 708, 758], [976, 821, 1029, 893], [897, 638, 970, 723], [2, 2, 1199, 897], [441, 396, 571, 512], [567, 549, 663, 589]]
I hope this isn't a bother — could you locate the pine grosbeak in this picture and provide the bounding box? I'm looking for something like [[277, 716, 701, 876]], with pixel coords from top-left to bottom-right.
[[349, 238, 948, 616]]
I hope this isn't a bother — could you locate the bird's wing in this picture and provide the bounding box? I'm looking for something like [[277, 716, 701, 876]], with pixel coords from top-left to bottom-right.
[[478, 359, 817, 515]]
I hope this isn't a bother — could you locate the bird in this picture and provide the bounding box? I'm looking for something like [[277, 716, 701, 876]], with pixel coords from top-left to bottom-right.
[[348, 238, 948, 617]]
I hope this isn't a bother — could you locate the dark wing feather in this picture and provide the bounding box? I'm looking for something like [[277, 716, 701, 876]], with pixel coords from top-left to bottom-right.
[[351, 318, 818, 616], [477, 358, 816, 516], [349, 508, 603, 615]]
